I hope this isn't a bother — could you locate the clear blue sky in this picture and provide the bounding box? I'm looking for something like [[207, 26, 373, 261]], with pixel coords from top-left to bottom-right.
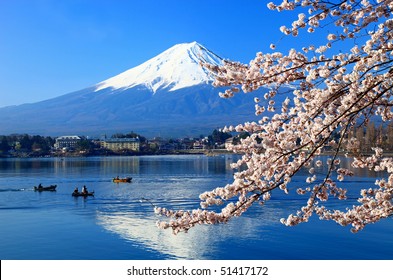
[[0, 0, 311, 108]]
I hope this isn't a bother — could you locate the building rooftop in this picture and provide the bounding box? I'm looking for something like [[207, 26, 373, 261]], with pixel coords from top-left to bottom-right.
[[103, 138, 140, 143], [56, 136, 82, 140]]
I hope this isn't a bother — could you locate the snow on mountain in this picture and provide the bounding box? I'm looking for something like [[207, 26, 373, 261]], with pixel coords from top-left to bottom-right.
[[95, 41, 222, 93]]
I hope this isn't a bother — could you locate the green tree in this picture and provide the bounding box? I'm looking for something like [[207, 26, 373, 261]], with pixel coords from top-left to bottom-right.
[[208, 129, 231, 146], [0, 137, 10, 155], [76, 139, 95, 153], [19, 135, 32, 151]]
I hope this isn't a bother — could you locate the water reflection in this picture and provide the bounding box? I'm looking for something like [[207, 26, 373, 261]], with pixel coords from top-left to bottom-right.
[[96, 210, 207, 259], [0, 155, 236, 176], [95, 199, 292, 259]]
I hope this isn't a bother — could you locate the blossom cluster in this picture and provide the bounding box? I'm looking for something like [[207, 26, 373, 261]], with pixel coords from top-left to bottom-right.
[[156, 0, 393, 234]]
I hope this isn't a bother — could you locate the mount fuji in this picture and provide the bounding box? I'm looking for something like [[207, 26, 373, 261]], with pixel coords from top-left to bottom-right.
[[0, 42, 265, 137]]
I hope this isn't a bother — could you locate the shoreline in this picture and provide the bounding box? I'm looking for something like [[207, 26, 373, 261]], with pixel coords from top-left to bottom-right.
[[0, 149, 234, 159], [3, 149, 393, 159]]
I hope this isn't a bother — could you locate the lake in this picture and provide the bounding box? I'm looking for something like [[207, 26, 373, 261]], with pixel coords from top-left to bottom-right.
[[0, 154, 392, 260]]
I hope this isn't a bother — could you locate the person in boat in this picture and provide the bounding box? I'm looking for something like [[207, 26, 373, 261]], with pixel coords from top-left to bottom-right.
[[82, 185, 88, 194], [38, 183, 43, 189], [73, 187, 79, 195], [116, 176, 119, 180]]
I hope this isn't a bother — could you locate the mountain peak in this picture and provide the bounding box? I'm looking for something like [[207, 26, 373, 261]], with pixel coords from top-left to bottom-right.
[[95, 42, 223, 93]]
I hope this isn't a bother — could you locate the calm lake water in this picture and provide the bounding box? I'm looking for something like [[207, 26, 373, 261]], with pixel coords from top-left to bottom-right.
[[0, 154, 392, 260]]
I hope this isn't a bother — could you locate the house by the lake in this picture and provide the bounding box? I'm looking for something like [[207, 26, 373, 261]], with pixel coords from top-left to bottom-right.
[[54, 136, 82, 150], [100, 137, 140, 152]]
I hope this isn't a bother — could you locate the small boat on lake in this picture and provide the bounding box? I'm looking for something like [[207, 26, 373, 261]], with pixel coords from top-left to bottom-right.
[[72, 186, 94, 197], [72, 191, 94, 197], [112, 177, 132, 183], [34, 185, 57, 192]]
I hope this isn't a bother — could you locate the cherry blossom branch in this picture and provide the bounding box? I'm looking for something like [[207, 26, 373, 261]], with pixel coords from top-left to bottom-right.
[[155, 0, 393, 234]]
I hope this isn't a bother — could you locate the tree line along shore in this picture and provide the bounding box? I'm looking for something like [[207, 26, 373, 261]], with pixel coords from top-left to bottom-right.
[[0, 129, 242, 158], [1, 121, 391, 158]]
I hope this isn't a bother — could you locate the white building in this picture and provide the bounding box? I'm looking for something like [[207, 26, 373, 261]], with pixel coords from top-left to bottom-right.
[[54, 136, 82, 150]]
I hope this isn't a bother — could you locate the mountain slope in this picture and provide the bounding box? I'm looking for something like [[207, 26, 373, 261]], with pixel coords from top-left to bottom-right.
[[0, 42, 266, 137]]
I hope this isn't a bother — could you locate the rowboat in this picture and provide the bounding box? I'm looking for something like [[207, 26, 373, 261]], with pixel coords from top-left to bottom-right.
[[72, 191, 94, 197], [34, 185, 57, 191], [112, 177, 132, 183]]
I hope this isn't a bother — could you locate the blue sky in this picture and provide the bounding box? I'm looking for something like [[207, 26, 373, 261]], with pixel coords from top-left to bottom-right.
[[0, 0, 312, 107]]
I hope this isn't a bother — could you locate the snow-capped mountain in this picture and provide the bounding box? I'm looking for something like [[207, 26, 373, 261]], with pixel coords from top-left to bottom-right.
[[95, 42, 222, 93], [0, 42, 265, 137]]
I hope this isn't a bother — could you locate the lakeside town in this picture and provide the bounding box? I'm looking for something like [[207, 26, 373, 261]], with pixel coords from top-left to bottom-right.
[[0, 129, 247, 158], [1, 121, 393, 158]]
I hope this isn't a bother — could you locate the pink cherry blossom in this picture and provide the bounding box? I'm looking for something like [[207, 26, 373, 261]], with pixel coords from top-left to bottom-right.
[[156, 0, 393, 234]]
